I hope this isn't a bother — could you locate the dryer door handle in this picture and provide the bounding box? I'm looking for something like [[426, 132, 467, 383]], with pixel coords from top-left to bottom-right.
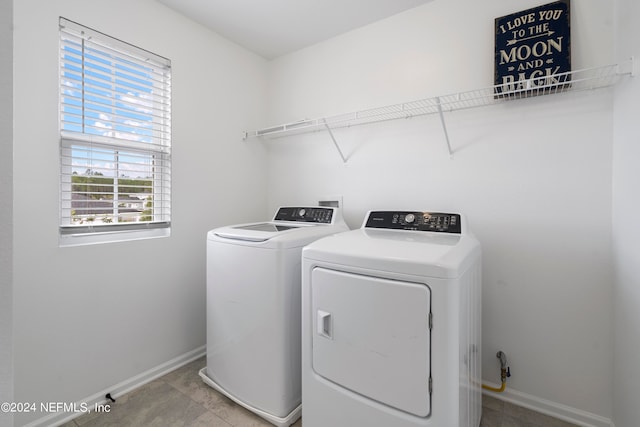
[[317, 310, 333, 339]]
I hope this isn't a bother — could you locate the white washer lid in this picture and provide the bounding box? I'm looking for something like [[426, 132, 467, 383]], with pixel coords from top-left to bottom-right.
[[207, 206, 348, 249], [209, 222, 349, 249], [213, 222, 304, 242]]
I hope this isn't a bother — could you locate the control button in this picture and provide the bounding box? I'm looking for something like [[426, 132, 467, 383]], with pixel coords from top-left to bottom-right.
[[405, 213, 415, 224]]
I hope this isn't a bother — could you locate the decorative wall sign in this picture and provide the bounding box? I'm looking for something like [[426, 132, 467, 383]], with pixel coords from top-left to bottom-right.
[[494, 0, 571, 97]]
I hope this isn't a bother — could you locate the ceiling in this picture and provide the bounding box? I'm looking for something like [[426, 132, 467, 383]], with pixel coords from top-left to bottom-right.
[[156, 0, 433, 59]]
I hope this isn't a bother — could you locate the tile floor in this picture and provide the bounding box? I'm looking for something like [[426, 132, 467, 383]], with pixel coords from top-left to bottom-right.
[[61, 357, 577, 427]]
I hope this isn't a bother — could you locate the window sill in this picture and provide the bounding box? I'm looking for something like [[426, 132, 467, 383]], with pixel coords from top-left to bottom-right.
[[59, 226, 170, 247]]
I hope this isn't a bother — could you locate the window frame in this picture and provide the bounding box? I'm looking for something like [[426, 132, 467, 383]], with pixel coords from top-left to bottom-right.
[[58, 17, 171, 246]]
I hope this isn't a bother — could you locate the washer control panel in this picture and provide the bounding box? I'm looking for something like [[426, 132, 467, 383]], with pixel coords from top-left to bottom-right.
[[274, 207, 335, 224], [365, 211, 462, 234]]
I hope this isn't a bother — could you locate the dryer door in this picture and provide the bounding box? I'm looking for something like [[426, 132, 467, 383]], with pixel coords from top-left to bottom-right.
[[311, 267, 431, 417]]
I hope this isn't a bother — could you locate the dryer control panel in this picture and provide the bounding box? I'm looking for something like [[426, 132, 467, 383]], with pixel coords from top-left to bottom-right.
[[274, 207, 335, 224], [365, 211, 462, 234]]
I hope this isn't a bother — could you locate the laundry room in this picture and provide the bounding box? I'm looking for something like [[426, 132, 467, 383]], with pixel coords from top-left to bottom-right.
[[1, 0, 639, 427]]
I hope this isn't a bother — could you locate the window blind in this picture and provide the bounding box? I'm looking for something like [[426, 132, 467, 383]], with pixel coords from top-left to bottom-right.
[[59, 18, 171, 237]]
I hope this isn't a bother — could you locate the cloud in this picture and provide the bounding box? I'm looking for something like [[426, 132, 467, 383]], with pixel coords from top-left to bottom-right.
[[118, 92, 154, 114]]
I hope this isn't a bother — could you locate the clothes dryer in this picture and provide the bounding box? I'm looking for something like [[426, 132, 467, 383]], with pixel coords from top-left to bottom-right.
[[200, 207, 348, 427], [301, 210, 481, 427]]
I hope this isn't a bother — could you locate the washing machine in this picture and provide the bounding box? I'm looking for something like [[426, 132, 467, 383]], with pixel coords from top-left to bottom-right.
[[199, 206, 348, 427], [301, 210, 482, 427]]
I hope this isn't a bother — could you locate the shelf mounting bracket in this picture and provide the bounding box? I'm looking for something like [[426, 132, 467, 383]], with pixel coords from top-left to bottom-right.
[[435, 97, 453, 157], [323, 119, 347, 163]]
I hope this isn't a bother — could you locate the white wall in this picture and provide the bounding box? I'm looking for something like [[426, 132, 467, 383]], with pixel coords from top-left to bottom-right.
[[612, 0, 640, 426], [266, 0, 616, 423], [12, 1, 268, 425], [0, 0, 14, 425]]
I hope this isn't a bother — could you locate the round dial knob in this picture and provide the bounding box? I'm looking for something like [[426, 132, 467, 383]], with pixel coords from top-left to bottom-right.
[[404, 213, 415, 223], [298, 208, 306, 217]]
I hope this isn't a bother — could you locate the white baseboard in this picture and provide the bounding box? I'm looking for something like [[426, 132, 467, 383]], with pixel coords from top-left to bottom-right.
[[482, 381, 614, 427], [23, 357, 612, 427], [24, 346, 206, 427]]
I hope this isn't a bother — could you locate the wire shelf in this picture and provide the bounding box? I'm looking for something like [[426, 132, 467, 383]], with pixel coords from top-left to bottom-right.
[[244, 61, 634, 142]]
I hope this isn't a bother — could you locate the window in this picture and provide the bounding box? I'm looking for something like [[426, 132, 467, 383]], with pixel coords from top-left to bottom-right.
[[59, 18, 171, 245]]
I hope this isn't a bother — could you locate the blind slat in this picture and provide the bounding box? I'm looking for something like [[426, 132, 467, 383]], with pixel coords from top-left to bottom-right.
[[60, 18, 170, 68]]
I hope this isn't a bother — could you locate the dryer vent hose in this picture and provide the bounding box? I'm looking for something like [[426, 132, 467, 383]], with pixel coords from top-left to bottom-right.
[[482, 351, 511, 393]]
